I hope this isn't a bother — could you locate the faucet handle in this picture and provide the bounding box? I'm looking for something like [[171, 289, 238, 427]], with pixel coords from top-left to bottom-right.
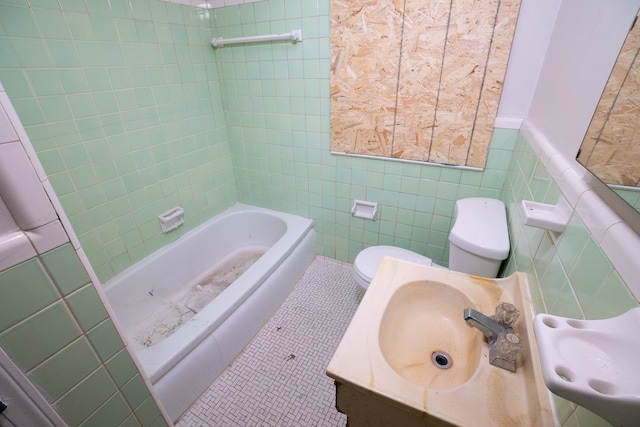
[[495, 332, 522, 361], [495, 302, 520, 328]]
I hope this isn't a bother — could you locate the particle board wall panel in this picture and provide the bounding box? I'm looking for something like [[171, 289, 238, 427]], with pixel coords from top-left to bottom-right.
[[330, 0, 403, 157], [392, 0, 450, 160], [429, 0, 499, 166], [578, 14, 640, 186], [331, 0, 521, 168], [467, 0, 521, 167]]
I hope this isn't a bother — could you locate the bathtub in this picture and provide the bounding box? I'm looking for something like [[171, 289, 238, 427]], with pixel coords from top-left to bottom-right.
[[103, 204, 316, 420]]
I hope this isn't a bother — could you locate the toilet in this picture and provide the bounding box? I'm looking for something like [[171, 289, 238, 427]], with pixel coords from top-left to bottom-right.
[[352, 197, 510, 289]]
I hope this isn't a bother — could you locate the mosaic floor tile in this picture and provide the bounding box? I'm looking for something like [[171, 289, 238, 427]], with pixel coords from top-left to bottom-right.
[[176, 257, 364, 427]]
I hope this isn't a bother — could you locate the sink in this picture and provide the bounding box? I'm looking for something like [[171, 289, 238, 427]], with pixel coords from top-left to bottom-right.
[[534, 308, 640, 426], [327, 257, 554, 427], [379, 280, 482, 389]]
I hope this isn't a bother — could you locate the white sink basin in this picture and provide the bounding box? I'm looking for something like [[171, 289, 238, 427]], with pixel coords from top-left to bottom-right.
[[534, 308, 640, 426], [327, 257, 555, 426]]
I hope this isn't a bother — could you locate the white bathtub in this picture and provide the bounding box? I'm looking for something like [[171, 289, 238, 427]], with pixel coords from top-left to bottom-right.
[[103, 204, 316, 420]]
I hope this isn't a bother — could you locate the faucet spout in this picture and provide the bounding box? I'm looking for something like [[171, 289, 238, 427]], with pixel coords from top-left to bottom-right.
[[464, 307, 522, 373], [463, 307, 510, 340]]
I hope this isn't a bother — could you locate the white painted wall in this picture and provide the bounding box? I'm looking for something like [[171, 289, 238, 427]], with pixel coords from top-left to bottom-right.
[[498, 0, 561, 120], [525, 0, 640, 160]]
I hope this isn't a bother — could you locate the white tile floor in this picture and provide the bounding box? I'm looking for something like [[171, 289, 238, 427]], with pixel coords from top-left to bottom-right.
[[176, 257, 364, 426]]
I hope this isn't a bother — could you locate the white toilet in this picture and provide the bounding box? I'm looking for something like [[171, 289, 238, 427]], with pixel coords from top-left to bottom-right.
[[352, 197, 510, 289]]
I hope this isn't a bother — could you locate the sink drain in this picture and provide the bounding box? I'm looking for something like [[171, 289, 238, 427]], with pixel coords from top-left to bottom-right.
[[431, 351, 452, 369]]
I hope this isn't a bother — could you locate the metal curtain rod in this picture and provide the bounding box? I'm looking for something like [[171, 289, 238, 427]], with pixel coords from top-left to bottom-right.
[[211, 29, 303, 48]]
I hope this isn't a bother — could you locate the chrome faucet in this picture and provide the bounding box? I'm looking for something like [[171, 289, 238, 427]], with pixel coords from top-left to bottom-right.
[[464, 303, 522, 373]]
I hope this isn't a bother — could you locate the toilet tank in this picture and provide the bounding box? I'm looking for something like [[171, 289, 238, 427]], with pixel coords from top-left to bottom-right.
[[448, 198, 510, 278]]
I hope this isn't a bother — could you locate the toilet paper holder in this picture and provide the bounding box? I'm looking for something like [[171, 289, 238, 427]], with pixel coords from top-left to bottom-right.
[[351, 200, 379, 221]]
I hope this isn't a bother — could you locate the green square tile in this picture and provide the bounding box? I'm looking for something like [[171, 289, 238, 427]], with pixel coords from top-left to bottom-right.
[[11, 38, 54, 68], [0, 70, 33, 98], [100, 43, 126, 66], [0, 258, 59, 331], [79, 392, 132, 427], [0, 301, 81, 371], [0, 4, 39, 38], [122, 375, 151, 409], [32, 8, 71, 39], [0, 39, 21, 68], [88, 319, 125, 361], [109, 0, 132, 18], [58, 69, 90, 93], [587, 272, 638, 320], [92, 92, 119, 114], [29, 337, 99, 400], [38, 96, 72, 123], [114, 17, 139, 42], [118, 414, 143, 427], [59, 144, 90, 169], [40, 244, 91, 296], [68, 93, 98, 118], [105, 348, 139, 387], [569, 238, 612, 308], [91, 14, 119, 41], [74, 41, 106, 66], [58, 0, 87, 13], [26, 69, 63, 96], [134, 396, 163, 426], [85, 0, 113, 15], [56, 367, 116, 426], [46, 40, 80, 67], [64, 11, 96, 41], [66, 284, 109, 331], [27, 0, 60, 9], [69, 165, 100, 189], [556, 215, 590, 273], [490, 128, 518, 150]]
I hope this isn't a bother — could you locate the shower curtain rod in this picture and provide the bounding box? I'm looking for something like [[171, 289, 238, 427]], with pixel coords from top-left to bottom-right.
[[211, 29, 303, 48]]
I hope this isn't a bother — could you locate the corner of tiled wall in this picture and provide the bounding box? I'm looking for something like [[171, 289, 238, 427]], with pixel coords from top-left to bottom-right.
[[1, 39, 170, 426], [500, 127, 639, 427], [0, 244, 170, 426], [0, 0, 239, 283]]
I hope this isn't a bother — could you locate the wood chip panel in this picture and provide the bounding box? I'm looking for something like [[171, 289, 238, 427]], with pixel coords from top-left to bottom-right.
[[331, 0, 521, 167], [578, 13, 640, 187]]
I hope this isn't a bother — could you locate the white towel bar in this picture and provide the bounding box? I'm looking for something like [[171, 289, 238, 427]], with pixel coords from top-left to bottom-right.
[[211, 29, 302, 48]]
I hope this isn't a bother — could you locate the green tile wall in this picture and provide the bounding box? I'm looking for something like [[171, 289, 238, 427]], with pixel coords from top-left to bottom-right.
[[0, 0, 238, 281], [0, 244, 167, 426], [210, 0, 516, 266], [501, 132, 639, 427]]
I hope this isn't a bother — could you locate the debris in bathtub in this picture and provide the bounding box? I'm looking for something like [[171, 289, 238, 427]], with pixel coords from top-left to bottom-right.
[[182, 249, 266, 313], [286, 354, 296, 361], [148, 289, 154, 297], [133, 304, 194, 349]]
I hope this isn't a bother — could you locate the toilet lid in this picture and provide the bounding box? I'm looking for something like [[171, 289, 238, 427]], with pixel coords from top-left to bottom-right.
[[354, 246, 434, 283]]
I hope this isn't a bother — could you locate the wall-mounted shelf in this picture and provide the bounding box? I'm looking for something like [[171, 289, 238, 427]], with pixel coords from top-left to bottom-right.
[[519, 197, 571, 233]]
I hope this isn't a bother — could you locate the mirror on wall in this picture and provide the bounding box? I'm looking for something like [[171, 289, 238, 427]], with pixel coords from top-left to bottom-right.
[[577, 10, 640, 225]]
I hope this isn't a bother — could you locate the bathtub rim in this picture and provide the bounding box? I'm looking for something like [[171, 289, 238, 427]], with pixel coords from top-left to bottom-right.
[[103, 203, 314, 383]]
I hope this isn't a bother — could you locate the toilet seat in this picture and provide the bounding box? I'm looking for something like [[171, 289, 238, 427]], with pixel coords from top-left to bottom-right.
[[352, 245, 438, 289]]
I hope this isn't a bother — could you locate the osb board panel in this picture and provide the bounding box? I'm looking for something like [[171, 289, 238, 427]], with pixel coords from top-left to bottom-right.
[[331, 0, 521, 167], [578, 14, 640, 186], [330, 0, 403, 157], [467, 0, 521, 167], [392, 0, 451, 160], [429, 0, 502, 165]]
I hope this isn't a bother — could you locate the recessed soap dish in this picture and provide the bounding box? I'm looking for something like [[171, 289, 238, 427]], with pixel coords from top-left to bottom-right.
[[158, 207, 184, 233], [519, 196, 571, 232]]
